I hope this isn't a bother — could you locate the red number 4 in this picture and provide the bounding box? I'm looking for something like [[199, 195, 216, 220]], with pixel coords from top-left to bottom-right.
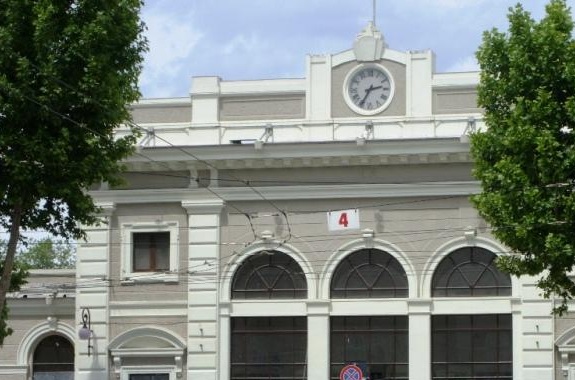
[[338, 212, 349, 227]]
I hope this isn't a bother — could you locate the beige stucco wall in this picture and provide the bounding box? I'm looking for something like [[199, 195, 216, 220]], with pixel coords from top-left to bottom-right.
[[1, 313, 75, 364], [115, 171, 191, 190], [220, 94, 305, 121], [131, 103, 192, 124], [110, 316, 186, 341], [109, 203, 188, 302], [218, 163, 473, 188], [220, 195, 484, 294], [433, 87, 481, 114], [331, 59, 406, 118]]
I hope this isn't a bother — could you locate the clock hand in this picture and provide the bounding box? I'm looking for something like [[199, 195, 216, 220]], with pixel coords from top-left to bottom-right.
[[359, 85, 375, 106]]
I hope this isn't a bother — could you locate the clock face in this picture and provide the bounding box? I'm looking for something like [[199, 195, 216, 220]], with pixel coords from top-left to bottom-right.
[[344, 64, 394, 115]]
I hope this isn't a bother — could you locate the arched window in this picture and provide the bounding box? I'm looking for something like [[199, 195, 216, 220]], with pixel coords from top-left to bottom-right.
[[431, 247, 513, 380], [32, 335, 74, 380], [231, 252, 308, 380], [431, 246, 511, 297], [330, 248, 408, 298], [231, 251, 307, 299]]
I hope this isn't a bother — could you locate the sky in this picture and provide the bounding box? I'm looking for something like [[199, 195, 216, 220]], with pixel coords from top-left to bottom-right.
[[138, 0, 572, 99]]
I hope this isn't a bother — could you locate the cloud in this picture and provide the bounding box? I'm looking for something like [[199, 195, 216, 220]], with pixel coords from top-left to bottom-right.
[[222, 34, 263, 56], [139, 2, 203, 97], [446, 55, 479, 73]]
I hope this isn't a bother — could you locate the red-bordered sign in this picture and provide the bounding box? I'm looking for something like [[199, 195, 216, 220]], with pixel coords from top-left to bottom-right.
[[339, 364, 363, 380]]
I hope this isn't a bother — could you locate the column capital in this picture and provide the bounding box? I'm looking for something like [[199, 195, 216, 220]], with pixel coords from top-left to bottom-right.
[[181, 200, 224, 214], [96, 202, 115, 217], [408, 299, 432, 314]]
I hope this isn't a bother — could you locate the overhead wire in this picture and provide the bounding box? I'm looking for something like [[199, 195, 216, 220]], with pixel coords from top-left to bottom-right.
[[1, 61, 526, 295]]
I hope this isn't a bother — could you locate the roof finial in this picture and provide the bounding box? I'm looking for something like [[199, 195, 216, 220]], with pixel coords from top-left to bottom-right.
[[373, 0, 377, 28]]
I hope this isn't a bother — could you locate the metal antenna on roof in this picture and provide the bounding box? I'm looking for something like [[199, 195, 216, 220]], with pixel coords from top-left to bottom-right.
[[373, 0, 377, 27]]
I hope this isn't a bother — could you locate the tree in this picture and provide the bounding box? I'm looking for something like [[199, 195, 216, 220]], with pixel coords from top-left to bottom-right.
[[0, 0, 147, 342], [0, 240, 28, 345], [18, 238, 76, 269], [471, 0, 575, 313]]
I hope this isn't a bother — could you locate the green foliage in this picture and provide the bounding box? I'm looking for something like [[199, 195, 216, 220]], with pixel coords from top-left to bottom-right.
[[472, 0, 575, 313], [0, 0, 147, 344], [18, 238, 76, 269], [0, 240, 28, 345]]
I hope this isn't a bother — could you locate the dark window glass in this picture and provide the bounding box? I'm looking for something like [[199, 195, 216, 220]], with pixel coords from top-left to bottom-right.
[[231, 317, 307, 380], [129, 375, 169, 380], [32, 335, 74, 380], [330, 316, 408, 380], [133, 232, 170, 272], [432, 247, 511, 297], [331, 249, 408, 299], [431, 314, 512, 380], [232, 252, 307, 299]]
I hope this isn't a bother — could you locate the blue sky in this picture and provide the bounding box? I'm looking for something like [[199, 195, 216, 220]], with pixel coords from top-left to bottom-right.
[[139, 0, 571, 98]]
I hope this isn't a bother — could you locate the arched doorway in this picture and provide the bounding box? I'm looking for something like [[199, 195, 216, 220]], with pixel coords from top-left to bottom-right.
[[32, 335, 74, 380]]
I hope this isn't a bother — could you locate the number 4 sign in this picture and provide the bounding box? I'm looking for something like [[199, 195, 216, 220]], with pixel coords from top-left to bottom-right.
[[327, 209, 360, 231]]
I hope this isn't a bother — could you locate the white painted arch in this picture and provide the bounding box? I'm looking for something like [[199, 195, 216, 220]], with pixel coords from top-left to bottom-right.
[[419, 236, 520, 298], [319, 237, 417, 299], [17, 318, 76, 366], [220, 239, 317, 302]]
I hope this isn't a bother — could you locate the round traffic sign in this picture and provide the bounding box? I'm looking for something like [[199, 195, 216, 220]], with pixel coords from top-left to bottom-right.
[[339, 364, 363, 380]]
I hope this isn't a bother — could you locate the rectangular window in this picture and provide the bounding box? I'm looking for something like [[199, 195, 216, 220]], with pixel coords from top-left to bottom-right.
[[431, 314, 512, 380], [330, 316, 408, 380], [133, 232, 170, 272], [231, 317, 307, 380], [121, 222, 179, 283]]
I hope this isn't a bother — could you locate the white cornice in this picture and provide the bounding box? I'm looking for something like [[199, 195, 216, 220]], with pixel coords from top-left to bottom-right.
[[127, 138, 470, 165], [90, 181, 480, 205], [219, 78, 306, 96], [433, 72, 479, 88], [131, 97, 190, 108]]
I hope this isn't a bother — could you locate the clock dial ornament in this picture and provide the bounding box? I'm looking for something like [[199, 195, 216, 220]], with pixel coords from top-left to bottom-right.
[[344, 64, 394, 115]]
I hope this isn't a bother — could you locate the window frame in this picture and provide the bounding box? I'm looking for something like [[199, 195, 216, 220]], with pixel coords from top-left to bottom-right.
[[121, 222, 179, 284], [330, 316, 409, 380], [230, 316, 308, 380], [431, 314, 512, 380], [431, 246, 512, 297], [231, 251, 307, 299], [121, 366, 176, 380], [330, 248, 409, 299]]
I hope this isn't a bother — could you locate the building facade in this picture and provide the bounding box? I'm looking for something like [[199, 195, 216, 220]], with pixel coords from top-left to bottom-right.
[[3, 22, 575, 380]]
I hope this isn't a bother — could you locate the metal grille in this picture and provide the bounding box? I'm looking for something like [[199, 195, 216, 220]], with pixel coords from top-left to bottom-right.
[[232, 252, 307, 299], [331, 249, 408, 298], [431, 247, 511, 297], [231, 317, 307, 380], [432, 314, 512, 380], [330, 316, 408, 380]]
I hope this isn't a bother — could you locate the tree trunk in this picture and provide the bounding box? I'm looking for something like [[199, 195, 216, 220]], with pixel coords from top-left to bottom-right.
[[0, 203, 23, 309]]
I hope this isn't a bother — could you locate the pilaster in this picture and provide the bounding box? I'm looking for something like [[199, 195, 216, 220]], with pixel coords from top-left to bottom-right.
[[75, 202, 114, 380], [307, 301, 330, 380], [182, 200, 225, 380], [409, 299, 431, 380]]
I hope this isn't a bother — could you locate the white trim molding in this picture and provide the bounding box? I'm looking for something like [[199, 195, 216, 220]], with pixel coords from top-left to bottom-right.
[[221, 240, 316, 302], [556, 326, 575, 378], [109, 326, 186, 379], [319, 237, 417, 299], [120, 221, 180, 284], [17, 318, 76, 365], [419, 236, 520, 298]]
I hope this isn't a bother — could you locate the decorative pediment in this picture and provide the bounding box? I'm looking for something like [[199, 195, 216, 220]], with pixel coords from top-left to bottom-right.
[[556, 326, 575, 378], [109, 326, 186, 378]]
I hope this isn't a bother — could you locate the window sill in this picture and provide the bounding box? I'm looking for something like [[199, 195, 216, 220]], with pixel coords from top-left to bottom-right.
[[121, 274, 179, 285]]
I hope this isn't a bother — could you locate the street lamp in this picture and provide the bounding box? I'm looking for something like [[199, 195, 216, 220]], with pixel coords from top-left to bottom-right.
[[78, 308, 93, 356]]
